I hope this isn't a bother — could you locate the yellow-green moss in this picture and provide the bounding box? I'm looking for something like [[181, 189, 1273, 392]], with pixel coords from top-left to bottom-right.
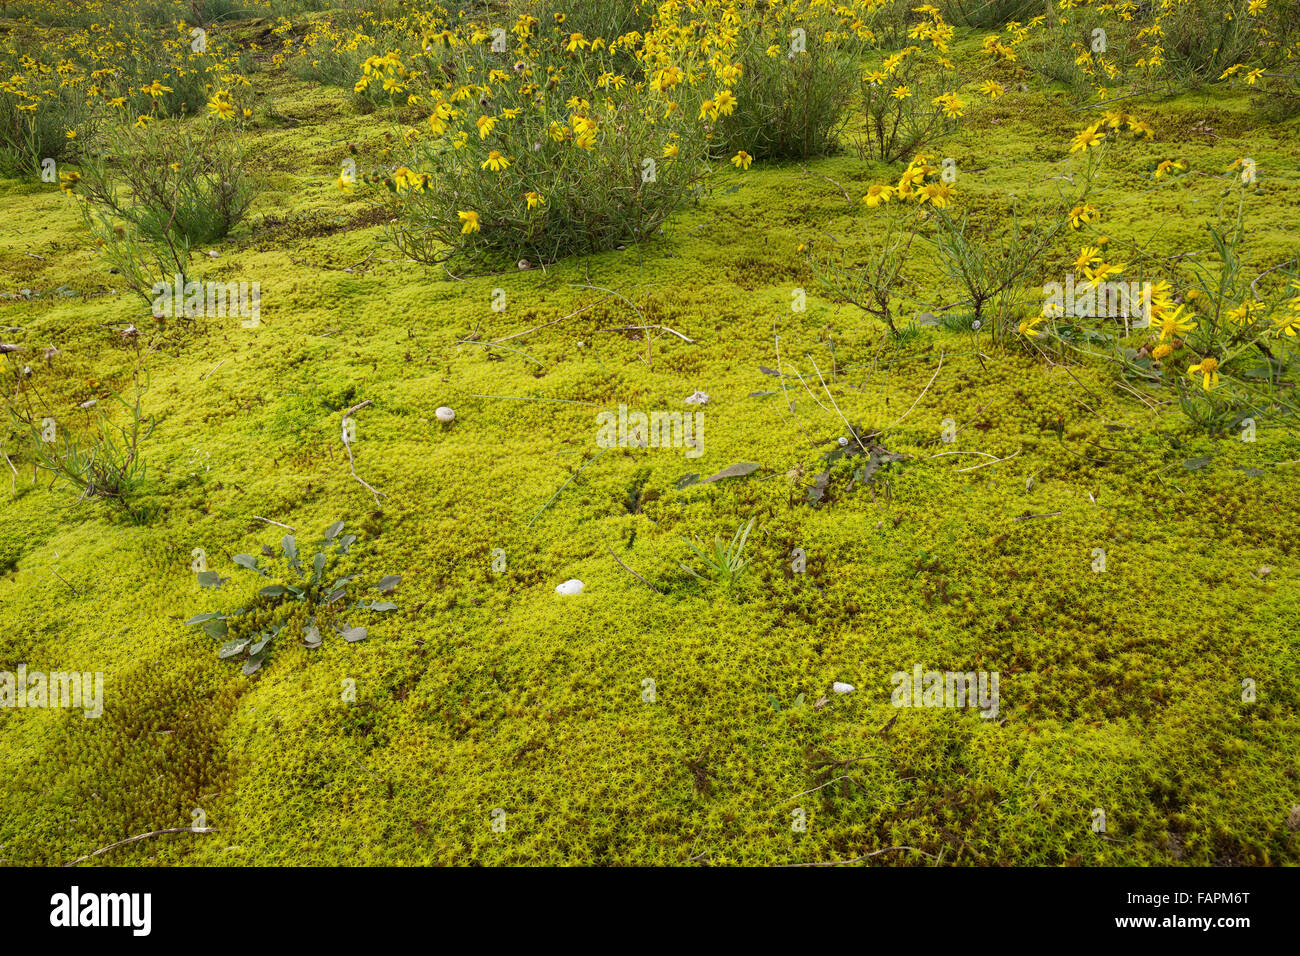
[[1, 22, 1298, 867]]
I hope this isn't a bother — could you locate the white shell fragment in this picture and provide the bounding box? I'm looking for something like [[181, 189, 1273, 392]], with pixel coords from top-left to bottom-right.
[[832, 682, 855, 694], [435, 406, 455, 423], [683, 390, 710, 405], [555, 579, 585, 596]]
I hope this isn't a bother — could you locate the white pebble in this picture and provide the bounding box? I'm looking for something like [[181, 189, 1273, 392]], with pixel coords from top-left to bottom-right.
[[435, 406, 455, 423], [832, 682, 855, 694], [683, 390, 710, 405], [555, 579, 584, 596]]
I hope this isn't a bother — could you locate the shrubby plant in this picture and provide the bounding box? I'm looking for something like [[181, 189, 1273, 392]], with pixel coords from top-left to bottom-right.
[[64, 98, 255, 300], [2, 345, 155, 521], [680, 0, 872, 161], [0, 48, 100, 175], [361, 11, 711, 266]]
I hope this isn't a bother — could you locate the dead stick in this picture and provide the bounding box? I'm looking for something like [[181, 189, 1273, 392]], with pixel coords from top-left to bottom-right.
[[67, 827, 217, 866], [785, 846, 938, 866], [595, 324, 695, 344], [341, 400, 387, 505], [251, 515, 296, 532]]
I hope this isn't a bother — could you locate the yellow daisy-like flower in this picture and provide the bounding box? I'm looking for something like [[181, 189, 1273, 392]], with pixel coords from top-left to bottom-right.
[[524, 191, 545, 209], [58, 169, 80, 194], [1069, 123, 1105, 153], [1074, 246, 1102, 271], [891, 85, 912, 100], [133, 114, 151, 129], [476, 115, 497, 138], [1018, 314, 1046, 337], [978, 80, 1005, 98], [864, 183, 894, 207], [207, 93, 235, 120], [458, 210, 480, 234], [481, 150, 511, 172], [1188, 356, 1220, 390], [1154, 159, 1185, 178], [713, 89, 737, 116], [731, 150, 752, 170], [1068, 203, 1098, 229], [918, 181, 954, 208], [662, 142, 679, 159], [1151, 343, 1174, 360], [1157, 304, 1197, 341]]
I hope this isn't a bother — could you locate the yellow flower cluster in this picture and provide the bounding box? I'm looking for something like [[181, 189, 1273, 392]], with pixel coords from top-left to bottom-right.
[[863, 154, 955, 209]]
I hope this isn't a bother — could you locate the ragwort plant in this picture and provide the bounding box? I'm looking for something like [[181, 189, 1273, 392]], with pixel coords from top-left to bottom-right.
[[359, 10, 712, 266], [63, 92, 256, 301]]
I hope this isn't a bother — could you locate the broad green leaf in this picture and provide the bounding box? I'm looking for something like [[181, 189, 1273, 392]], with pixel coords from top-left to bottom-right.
[[185, 612, 224, 626], [233, 553, 266, 576], [218, 639, 249, 660], [337, 624, 367, 642], [376, 575, 401, 593]]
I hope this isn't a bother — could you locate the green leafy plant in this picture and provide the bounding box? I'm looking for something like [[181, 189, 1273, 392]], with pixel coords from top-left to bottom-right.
[[186, 520, 401, 674], [679, 518, 755, 586]]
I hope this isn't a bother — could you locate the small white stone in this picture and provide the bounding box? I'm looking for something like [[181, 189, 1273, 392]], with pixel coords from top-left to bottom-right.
[[435, 406, 455, 423], [683, 390, 710, 405], [832, 682, 855, 694], [555, 579, 584, 596]]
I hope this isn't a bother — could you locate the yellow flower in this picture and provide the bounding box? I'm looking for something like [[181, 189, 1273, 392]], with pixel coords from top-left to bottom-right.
[[1151, 343, 1174, 360], [1068, 203, 1098, 229], [1154, 159, 1185, 178], [476, 115, 497, 138], [978, 80, 1005, 98], [134, 114, 151, 129], [932, 92, 965, 118], [1157, 305, 1197, 341], [58, 169, 80, 194], [864, 183, 894, 207], [1074, 246, 1101, 271], [662, 142, 679, 159], [458, 210, 480, 234], [524, 191, 545, 209], [1070, 123, 1105, 153], [1019, 315, 1046, 337], [919, 181, 954, 208], [731, 150, 752, 170], [481, 150, 511, 172], [713, 89, 737, 116], [207, 93, 235, 120], [140, 80, 172, 97], [891, 85, 912, 100], [1188, 356, 1220, 390]]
